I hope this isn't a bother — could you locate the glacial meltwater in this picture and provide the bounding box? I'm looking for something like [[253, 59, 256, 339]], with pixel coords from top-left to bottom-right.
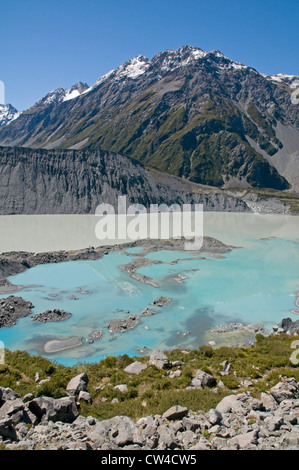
[[0, 212, 298, 365]]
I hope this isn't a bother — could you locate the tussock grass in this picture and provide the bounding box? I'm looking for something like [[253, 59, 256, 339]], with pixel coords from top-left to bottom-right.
[[0, 334, 298, 421]]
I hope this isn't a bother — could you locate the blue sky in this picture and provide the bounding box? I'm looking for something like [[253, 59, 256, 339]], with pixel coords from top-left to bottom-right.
[[1, 0, 298, 111]]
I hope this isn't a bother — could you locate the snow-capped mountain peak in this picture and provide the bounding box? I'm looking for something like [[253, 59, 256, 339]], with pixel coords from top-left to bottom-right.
[[83, 46, 253, 97], [114, 55, 151, 79], [0, 104, 20, 127], [34, 82, 89, 108], [151, 45, 208, 72]]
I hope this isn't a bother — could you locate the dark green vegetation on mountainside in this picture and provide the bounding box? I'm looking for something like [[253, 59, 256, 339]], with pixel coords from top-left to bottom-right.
[[1, 46, 298, 192]]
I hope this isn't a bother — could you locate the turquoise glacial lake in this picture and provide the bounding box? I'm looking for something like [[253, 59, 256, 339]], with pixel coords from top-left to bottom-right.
[[0, 213, 298, 366]]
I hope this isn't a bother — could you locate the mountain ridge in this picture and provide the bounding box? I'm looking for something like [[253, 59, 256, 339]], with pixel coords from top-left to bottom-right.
[[0, 45, 298, 192]]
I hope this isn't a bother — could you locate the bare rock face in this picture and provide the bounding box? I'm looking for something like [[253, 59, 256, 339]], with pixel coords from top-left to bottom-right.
[[0, 146, 253, 215], [124, 361, 147, 375]]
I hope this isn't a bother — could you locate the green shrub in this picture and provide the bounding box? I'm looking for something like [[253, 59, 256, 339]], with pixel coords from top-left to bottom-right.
[[198, 345, 214, 358], [101, 356, 117, 368], [45, 365, 56, 375], [221, 375, 240, 390]]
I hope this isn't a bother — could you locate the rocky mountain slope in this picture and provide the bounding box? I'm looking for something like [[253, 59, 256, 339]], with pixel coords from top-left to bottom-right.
[[1, 145, 294, 214], [0, 46, 298, 192]]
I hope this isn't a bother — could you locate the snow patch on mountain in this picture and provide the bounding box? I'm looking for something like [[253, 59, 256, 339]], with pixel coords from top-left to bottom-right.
[[35, 82, 89, 107], [115, 55, 151, 79], [82, 57, 150, 94], [63, 89, 80, 102], [266, 73, 299, 86]]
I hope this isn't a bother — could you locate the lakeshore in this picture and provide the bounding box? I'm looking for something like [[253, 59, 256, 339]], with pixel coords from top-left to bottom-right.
[[0, 212, 297, 365]]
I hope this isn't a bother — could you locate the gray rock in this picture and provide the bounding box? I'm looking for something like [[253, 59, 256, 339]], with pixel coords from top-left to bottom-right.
[[72, 415, 89, 426], [22, 393, 35, 403], [216, 393, 247, 414], [181, 416, 202, 432], [149, 350, 170, 369], [114, 384, 128, 393], [157, 426, 178, 450], [275, 318, 299, 335], [162, 405, 188, 421], [228, 430, 258, 448], [87, 423, 109, 448], [281, 431, 299, 447], [191, 370, 216, 388], [0, 398, 24, 420], [264, 415, 284, 432], [78, 391, 91, 403], [151, 297, 172, 307], [141, 308, 157, 317], [284, 413, 298, 426], [178, 429, 197, 447], [207, 408, 222, 425], [86, 416, 96, 426], [211, 436, 229, 449], [260, 392, 278, 411], [270, 379, 299, 403], [169, 370, 182, 379], [86, 330, 103, 344], [1, 374, 299, 450], [66, 373, 88, 396], [28, 396, 78, 423], [220, 360, 232, 376], [124, 361, 147, 375], [102, 415, 138, 447], [0, 386, 20, 402], [171, 360, 184, 367]]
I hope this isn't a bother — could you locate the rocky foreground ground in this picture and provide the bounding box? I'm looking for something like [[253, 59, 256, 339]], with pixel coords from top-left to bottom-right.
[[1, 358, 299, 451]]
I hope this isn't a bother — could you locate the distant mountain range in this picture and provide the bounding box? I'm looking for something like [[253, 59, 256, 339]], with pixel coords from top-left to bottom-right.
[[0, 45, 298, 192]]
